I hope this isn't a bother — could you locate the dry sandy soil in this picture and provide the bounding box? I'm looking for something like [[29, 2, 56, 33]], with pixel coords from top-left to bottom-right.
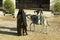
[[0, 10, 60, 40]]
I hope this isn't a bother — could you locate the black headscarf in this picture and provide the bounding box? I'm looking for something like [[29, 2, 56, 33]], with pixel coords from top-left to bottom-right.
[[17, 8, 27, 27]]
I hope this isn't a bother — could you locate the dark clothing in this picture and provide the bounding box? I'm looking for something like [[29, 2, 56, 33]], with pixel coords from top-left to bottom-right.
[[17, 9, 27, 36], [17, 9, 22, 36], [21, 10, 28, 35], [22, 10, 27, 27]]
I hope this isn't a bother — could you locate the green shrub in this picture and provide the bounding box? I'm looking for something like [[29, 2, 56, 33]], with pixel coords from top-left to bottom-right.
[[54, 2, 60, 12], [4, 0, 15, 14]]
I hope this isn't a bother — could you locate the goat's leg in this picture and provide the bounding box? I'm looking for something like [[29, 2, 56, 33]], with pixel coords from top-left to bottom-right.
[[41, 21, 48, 34], [33, 23, 35, 31], [30, 22, 33, 31]]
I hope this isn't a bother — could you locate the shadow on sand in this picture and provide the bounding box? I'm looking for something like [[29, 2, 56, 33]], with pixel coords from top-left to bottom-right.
[[0, 26, 17, 36]]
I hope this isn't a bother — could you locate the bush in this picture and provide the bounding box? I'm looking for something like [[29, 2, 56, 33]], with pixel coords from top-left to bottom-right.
[[54, 2, 60, 12], [4, 0, 15, 14]]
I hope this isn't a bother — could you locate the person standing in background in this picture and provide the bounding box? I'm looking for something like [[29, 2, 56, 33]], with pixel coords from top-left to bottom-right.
[[17, 9, 28, 36], [17, 9, 23, 36], [22, 9, 28, 35]]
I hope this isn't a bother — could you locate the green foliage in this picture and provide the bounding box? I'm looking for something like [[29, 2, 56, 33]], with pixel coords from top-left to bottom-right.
[[4, 0, 15, 14], [54, 2, 60, 12]]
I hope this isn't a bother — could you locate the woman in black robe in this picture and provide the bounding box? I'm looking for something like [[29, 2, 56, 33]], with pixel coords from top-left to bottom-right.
[[17, 9, 28, 36]]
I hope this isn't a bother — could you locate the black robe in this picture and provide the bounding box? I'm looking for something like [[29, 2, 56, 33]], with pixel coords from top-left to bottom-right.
[[17, 9, 27, 27], [17, 9, 27, 35], [22, 10, 27, 27]]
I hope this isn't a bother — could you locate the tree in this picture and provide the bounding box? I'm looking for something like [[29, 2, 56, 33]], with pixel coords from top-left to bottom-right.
[[54, 2, 60, 12], [4, 0, 15, 14]]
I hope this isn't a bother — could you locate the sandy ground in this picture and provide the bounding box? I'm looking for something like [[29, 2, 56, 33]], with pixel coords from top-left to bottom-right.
[[0, 10, 60, 40]]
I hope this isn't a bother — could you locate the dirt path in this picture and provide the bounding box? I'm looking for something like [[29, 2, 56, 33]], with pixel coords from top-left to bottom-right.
[[0, 12, 60, 40]]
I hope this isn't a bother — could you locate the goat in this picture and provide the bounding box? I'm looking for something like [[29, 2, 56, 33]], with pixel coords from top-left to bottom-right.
[[30, 15, 38, 31]]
